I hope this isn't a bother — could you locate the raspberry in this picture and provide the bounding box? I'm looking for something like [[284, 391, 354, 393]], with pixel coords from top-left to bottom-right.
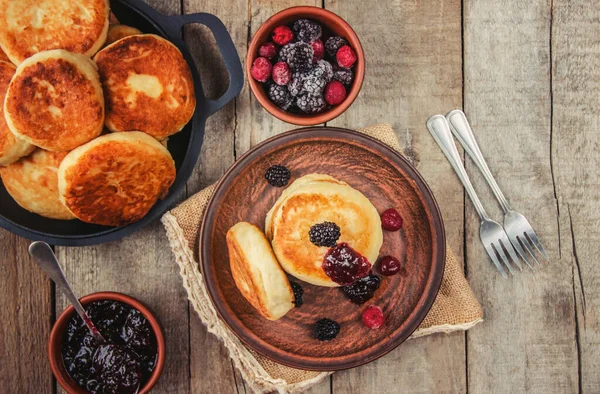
[[279, 42, 314, 72], [325, 36, 348, 58], [290, 281, 304, 307], [362, 305, 385, 329], [333, 65, 354, 85], [250, 57, 272, 82], [292, 19, 322, 43], [267, 83, 293, 110], [296, 93, 326, 114], [272, 25, 294, 45], [340, 274, 381, 305], [378, 256, 402, 276], [324, 81, 346, 105], [258, 42, 277, 59], [308, 222, 341, 247], [265, 165, 291, 187], [288, 71, 307, 97], [311, 39, 324, 61], [336, 45, 357, 68], [381, 208, 403, 231], [272, 62, 291, 85], [314, 318, 340, 341]]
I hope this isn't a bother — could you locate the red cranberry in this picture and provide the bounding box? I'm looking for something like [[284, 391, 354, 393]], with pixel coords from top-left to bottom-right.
[[336, 45, 357, 68], [378, 256, 401, 276], [272, 62, 291, 85], [311, 39, 325, 61], [323, 243, 371, 286], [272, 25, 294, 45], [250, 57, 272, 82], [381, 208, 403, 231], [362, 305, 385, 329], [258, 42, 277, 59]]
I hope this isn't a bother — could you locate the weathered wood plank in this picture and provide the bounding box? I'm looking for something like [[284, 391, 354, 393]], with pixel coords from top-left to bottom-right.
[[327, 0, 466, 392], [0, 230, 53, 392], [463, 0, 578, 392], [552, 0, 600, 391]]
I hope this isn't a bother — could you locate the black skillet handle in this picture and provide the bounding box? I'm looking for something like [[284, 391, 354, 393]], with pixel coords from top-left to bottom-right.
[[164, 13, 244, 115]]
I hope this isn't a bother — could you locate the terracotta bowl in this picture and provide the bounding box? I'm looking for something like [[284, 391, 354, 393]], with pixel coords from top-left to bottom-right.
[[48, 292, 166, 393], [200, 127, 445, 370], [247, 6, 365, 125]]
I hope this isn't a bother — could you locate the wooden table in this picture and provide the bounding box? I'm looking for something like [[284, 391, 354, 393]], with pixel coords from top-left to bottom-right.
[[1, 0, 598, 392]]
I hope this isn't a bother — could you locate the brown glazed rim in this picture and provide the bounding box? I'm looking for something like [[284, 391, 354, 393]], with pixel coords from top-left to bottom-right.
[[199, 127, 446, 371], [246, 6, 365, 125], [48, 292, 166, 393]]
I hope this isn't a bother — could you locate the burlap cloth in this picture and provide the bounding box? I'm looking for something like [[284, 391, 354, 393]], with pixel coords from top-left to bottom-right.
[[161, 124, 483, 393]]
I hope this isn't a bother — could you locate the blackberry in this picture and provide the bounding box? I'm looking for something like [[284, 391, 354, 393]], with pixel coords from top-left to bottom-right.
[[288, 71, 307, 97], [279, 42, 314, 72], [325, 36, 348, 58], [267, 83, 293, 110], [290, 281, 304, 307], [333, 65, 354, 85], [308, 221, 340, 247], [340, 274, 381, 305], [314, 318, 340, 341], [314, 60, 333, 82], [265, 165, 291, 187], [296, 93, 326, 113], [292, 19, 322, 43]]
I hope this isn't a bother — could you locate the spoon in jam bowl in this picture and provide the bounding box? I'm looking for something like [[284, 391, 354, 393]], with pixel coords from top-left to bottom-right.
[[28, 241, 106, 344]]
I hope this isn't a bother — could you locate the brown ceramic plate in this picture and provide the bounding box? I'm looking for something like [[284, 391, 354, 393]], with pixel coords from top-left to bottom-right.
[[199, 127, 445, 371]]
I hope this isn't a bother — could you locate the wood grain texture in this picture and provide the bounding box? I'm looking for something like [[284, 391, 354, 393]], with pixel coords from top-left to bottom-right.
[[463, 0, 578, 392], [326, 0, 467, 392], [0, 230, 53, 392], [552, 0, 600, 391]]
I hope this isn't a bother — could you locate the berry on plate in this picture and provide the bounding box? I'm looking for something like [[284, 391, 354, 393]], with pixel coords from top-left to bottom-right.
[[264, 165, 291, 187], [250, 57, 272, 82], [324, 80, 347, 106], [381, 208, 403, 231], [362, 305, 385, 329], [309, 221, 341, 247], [378, 256, 402, 276], [272, 25, 294, 45], [314, 318, 340, 341]]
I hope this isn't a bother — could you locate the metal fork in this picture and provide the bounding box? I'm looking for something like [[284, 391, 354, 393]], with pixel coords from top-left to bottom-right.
[[446, 109, 548, 268], [427, 115, 522, 278]]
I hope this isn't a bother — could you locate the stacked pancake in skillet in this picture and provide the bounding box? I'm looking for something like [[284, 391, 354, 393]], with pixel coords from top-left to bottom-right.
[[227, 174, 383, 320], [0, 2, 195, 225]]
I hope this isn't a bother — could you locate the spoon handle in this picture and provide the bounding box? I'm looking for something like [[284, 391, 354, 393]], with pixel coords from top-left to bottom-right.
[[28, 241, 105, 342]]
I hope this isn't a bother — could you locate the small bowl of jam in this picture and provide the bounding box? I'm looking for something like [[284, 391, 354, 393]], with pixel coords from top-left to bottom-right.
[[49, 292, 165, 394]]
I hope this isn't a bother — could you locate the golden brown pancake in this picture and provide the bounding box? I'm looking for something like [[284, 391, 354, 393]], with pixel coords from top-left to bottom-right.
[[105, 25, 142, 46], [94, 34, 196, 139], [0, 149, 75, 220], [58, 132, 176, 226], [4, 50, 105, 152], [227, 222, 294, 321], [0, 47, 10, 63], [0, 61, 33, 166], [270, 176, 383, 287], [0, 0, 109, 65]]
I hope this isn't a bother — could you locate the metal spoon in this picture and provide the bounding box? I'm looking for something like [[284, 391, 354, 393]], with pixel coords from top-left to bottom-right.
[[28, 241, 106, 343]]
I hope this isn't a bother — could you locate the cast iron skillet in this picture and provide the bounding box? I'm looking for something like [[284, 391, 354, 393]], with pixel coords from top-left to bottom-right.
[[0, 0, 243, 246]]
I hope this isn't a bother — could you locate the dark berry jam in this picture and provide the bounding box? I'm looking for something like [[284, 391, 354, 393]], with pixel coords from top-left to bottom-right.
[[378, 256, 402, 276], [323, 242, 371, 285], [62, 300, 158, 394]]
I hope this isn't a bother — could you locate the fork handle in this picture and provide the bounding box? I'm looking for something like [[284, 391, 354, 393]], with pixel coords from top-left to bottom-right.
[[427, 115, 490, 221], [446, 110, 512, 213]]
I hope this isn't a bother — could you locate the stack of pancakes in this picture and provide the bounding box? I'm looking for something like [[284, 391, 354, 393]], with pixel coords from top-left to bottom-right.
[[227, 174, 383, 320], [0, 1, 196, 226]]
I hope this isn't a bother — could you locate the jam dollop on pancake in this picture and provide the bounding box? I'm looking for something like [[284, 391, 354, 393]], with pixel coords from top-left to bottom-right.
[[5, 50, 105, 152], [94, 34, 196, 139], [0, 0, 109, 65], [58, 132, 176, 226]]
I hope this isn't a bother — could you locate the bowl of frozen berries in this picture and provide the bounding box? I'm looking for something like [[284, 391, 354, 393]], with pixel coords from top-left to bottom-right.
[[247, 6, 365, 125]]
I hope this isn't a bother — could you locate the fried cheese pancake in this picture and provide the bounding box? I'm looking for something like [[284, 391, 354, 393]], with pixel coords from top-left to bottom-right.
[[58, 132, 176, 226], [0, 149, 74, 219], [4, 50, 104, 152], [105, 24, 142, 46], [0, 0, 109, 65], [94, 34, 196, 139], [227, 222, 294, 321], [270, 176, 383, 287], [0, 61, 33, 166]]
